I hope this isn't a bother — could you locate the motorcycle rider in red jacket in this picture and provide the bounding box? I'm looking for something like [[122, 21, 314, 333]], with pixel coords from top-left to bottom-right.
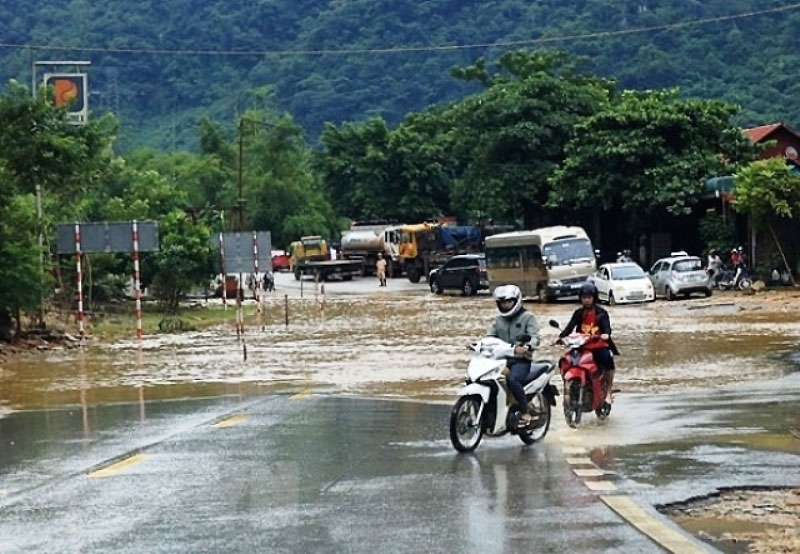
[[558, 282, 620, 405]]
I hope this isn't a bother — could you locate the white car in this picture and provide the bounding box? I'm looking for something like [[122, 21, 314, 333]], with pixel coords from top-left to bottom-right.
[[588, 263, 655, 305]]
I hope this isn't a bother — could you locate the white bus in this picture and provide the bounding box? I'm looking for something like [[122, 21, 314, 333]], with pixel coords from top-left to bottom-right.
[[484, 226, 596, 302]]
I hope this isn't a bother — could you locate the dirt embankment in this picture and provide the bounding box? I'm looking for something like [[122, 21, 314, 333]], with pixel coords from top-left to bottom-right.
[[664, 488, 800, 554]]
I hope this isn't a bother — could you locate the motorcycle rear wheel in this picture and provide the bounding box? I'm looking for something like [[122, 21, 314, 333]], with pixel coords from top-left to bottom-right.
[[449, 396, 484, 452], [519, 392, 551, 445]]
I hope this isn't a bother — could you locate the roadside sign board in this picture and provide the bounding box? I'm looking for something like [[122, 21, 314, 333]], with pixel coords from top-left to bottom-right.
[[210, 231, 273, 273], [57, 221, 159, 254], [43, 72, 89, 125]]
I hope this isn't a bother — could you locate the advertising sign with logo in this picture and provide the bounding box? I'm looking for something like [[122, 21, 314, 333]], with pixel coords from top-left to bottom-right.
[[43, 73, 88, 124]]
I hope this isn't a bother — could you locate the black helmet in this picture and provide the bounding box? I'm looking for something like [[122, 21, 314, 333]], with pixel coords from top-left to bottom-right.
[[579, 282, 598, 302]]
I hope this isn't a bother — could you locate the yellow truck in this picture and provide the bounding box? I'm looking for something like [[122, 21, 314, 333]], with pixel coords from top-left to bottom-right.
[[396, 223, 484, 283], [289, 235, 363, 281]]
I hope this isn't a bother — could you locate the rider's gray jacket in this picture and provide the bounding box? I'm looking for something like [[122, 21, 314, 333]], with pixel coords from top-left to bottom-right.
[[486, 308, 540, 359]]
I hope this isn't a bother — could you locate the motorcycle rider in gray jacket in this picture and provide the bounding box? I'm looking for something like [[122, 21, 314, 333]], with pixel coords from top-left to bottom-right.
[[486, 284, 540, 425]]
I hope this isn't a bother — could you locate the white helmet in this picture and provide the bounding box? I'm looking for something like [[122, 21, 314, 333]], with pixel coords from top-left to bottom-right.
[[493, 284, 523, 318]]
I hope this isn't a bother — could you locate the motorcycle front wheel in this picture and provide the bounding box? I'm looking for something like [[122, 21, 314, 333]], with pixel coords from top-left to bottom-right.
[[564, 379, 583, 429], [519, 392, 551, 445], [449, 396, 484, 453]]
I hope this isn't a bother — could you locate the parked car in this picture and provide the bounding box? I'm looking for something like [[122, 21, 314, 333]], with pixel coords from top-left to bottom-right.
[[428, 254, 488, 296], [271, 250, 291, 272], [648, 255, 712, 300], [588, 263, 654, 305]]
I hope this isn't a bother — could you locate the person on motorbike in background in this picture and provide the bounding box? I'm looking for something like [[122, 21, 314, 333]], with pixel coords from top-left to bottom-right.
[[733, 246, 748, 287], [557, 282, 620, 406], [707, 249, 723, 285], [617, 249, 633, 263], [484, 285, 540, 426]]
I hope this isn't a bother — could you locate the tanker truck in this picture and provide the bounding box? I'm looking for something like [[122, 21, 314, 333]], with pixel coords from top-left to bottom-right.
[[340, 226, 402, 277]]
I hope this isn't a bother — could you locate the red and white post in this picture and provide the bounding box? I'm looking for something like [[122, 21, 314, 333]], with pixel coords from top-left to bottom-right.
[[74, 223, 85, 345], [252, 231, 261, 314], [132, 220, 143, 341], [219, 232, 227, 311]]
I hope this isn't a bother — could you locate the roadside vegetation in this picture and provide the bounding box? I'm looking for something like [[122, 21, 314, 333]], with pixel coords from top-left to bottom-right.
[[4, 49, 800, 343]]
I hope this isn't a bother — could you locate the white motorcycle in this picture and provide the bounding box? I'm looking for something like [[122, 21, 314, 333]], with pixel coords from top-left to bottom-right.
[[449, 334, 558, 453]]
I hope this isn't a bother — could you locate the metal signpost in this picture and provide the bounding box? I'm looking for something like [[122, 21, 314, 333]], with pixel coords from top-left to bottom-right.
[[57, 221, 159, 343], [210, 231, 273, 337]]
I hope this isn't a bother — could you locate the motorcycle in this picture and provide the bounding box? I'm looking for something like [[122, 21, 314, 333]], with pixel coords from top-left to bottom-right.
[[548, 320, 611, 429], [449, 333, 558, 453], [713, 265, 752, 291]]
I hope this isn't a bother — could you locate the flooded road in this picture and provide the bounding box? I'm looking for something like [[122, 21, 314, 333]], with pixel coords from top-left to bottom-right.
[[3, 279, 800, 411], [2, 275, 800, 552]]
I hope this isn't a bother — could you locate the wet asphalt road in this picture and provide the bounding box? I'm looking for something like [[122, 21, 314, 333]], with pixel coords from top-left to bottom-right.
[[0, 394, 672, 554]]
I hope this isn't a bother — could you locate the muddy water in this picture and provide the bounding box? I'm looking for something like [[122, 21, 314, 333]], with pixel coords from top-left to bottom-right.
[[2, 292, 799, 413]]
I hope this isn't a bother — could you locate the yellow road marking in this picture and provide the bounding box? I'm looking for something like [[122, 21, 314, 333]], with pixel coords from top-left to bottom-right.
[[290, 391, 313, 400], [573, 468, 606, 477], [584, 480, 617, 492], [565, 457, 594, 465], [88, 454, 148, 478], [213, 414, 248, 428], [601, 495, 713, 553]]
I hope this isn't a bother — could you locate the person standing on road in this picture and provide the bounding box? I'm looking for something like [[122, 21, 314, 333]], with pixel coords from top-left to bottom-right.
[[376, 253, 387, 287]]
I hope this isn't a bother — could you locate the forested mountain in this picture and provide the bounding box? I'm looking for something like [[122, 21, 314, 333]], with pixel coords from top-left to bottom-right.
[[2, 0, 799, 149]]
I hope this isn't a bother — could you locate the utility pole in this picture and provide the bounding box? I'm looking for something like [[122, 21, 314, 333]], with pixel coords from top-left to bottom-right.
[[237, 117, 245, 232]]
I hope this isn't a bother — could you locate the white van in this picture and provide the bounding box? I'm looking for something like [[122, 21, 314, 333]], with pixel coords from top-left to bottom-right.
[[484, 225, 596, 301]]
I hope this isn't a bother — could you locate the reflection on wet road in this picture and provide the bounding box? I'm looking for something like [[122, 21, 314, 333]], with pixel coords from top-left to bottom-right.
[[0, 396, 667, 553]]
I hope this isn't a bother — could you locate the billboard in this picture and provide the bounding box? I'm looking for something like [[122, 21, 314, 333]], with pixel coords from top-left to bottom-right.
[[43, 72, 88, 124]]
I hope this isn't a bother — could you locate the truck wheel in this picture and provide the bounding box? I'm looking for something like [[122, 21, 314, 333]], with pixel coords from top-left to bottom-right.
[[407, 266, 420, 283]]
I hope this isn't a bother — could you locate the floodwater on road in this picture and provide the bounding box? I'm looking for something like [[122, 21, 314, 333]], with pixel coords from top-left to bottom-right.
[[2, 288, 800, 415], [3, 282, 800, 553]]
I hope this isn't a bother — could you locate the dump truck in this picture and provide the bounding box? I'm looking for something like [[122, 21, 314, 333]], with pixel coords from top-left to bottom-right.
[[397, 223, 483, 283], [339, 225, 403, 277], [289, 235, 363, 281]]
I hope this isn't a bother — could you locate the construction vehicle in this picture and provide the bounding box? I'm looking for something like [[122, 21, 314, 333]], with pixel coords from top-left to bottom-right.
[[397, 223, 483, 283], [339, 225, 403, 277], [289, 235, 363, 281]]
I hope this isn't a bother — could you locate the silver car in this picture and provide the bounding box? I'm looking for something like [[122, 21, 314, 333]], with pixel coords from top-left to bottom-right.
[[648, 256, 712, 300]]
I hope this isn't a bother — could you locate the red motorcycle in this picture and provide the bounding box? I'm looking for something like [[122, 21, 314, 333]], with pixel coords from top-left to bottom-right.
[[549, 320, 611, 428]]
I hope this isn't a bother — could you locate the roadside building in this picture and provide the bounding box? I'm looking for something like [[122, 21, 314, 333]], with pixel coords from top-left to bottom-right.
[[706, 122, 800, 279]]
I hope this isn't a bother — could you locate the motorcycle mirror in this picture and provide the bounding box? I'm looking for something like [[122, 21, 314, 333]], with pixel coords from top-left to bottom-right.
[[548, 319, 560, 329]]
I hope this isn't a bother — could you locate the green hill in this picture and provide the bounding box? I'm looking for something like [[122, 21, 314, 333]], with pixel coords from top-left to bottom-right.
[[2, 0, 799, 149]]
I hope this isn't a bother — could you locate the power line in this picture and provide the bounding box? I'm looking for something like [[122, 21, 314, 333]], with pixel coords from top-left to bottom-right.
[[2, 3, 800, 58]]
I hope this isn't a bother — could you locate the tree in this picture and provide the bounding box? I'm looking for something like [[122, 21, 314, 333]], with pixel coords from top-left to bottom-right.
[[0, 192, 44, 339], [149, 211, 214, 312], [733, 157, 800, 282], [0, 81, 116, 337], [447, 51, 615, 226], [550, 89, 758, 224]]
